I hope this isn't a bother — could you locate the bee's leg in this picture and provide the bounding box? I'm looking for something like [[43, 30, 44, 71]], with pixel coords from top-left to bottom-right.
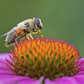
[[38, 30, 44, 38], [26, 34, 30, 40], [15, 36, 24, 43], [26, 34, 33, 40], [29, 33, 33, 39], [27, 37, 30, 40], [15, 37, 20, 43]]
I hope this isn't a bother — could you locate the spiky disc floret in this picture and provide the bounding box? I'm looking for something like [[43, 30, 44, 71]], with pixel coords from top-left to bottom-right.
[[6, 38, 83, 80]]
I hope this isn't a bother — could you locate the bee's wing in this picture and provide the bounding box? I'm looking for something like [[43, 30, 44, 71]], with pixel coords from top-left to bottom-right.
[[0, 27, 19, 37], [0, 31, 12, 37], [0, 23, 26, 37]]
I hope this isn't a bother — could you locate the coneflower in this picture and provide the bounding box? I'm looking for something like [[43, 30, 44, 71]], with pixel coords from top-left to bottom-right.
[[0, 38, 84, 84]]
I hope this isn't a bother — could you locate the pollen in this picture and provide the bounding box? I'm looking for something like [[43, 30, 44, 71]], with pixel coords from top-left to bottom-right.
[[6, 38, 83, 80]]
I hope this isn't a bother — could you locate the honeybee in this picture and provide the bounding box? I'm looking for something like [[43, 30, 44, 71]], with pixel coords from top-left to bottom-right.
[[0, 17, 44, 47]]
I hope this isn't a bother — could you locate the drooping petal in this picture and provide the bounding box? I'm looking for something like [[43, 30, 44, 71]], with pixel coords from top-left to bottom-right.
[[78, 58, 84, 66], [0, 56, 11, 69], [18, 76, 44, 84], [45, 79, 58, 84], [45, 77, 78, 84], [0, 57, 17, 76], [0, 53, 44, 84], [77, 58, 84, 74], [0, 75, 40, 84], [0, 53, 13, 70], [78, 58, 84, 63], [0, 70, 17, 76], [0, 65, 10, 71], [0, 53, 12, 60], [73, 75, 84, 84], [0, 58, 8, 65]]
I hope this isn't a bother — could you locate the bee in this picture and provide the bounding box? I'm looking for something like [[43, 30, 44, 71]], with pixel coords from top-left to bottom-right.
[[0, 17, 44, 47]]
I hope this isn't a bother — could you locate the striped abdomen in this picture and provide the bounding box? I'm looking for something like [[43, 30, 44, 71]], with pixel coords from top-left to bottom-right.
[[5, 28, 26, 47]]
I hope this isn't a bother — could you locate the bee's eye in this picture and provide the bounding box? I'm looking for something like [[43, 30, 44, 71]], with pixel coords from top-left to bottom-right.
[[35, 18, 40, 25]]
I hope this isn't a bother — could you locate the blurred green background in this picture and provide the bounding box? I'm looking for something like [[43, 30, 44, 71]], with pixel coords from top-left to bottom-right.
[[0, 0, 84, 57]]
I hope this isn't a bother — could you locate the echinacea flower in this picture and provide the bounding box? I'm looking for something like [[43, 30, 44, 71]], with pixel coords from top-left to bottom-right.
[[0, 38, 84, 84]]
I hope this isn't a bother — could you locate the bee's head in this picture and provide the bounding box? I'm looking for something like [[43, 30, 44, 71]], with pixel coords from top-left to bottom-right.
[[34, 17, 43, 29]]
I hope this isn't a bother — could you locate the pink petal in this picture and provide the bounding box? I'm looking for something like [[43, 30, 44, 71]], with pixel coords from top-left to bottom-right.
[[77, 58, 84, 74], [0, 75, 37, 84], [78, 58, 84, 64], [0, 58, 8, 65], [73, 75, 84, 84], [0, 53, 13, 70], [77, 71, 84, 75], [0, 70, 17, 76], [0, 65, 10, 71], [0, 53, 12, 60], [0, 53, 44, 84], [78, 58, 84, 67], [45, 79, 58, 84], [18, 76, 44, 84], [45, 77, 78, 84]]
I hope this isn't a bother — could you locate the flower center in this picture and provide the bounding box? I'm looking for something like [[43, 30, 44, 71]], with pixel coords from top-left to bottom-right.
[[6, 38, 83, 80]]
